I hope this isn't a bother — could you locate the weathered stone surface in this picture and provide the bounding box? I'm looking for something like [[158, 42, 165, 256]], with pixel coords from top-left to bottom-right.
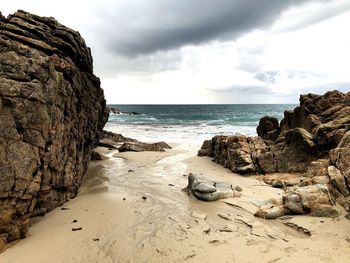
[[197, 139, 212, 156], [283, 193, 304, 214], [118, 141, 171, 152], [257, 116, 280, 141], [0, 10, 108, 246], [185, 174, 237, 201], [254, 206, 289, 220], [328, 166, 349, 197], [255, 185, 335, 219], [99, 130, 172, 152], [198, 135, 272, 175], [294, 184, 331, 210], [310, 204, 340, 218], [101, 130, 137, 144], [306, 159, 329, 178], [330, 131, 350, 193]]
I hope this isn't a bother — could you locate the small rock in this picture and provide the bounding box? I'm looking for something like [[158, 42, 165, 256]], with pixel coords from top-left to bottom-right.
[[142, 196, 147, 200], [72, 219, 78, 223], [128, 169, 134, 173], [72, 227, 82, 231], [271, 180, 284, 188], [168, 183, 175, 186], [235, 186, 243, 192], [92, 238, 99, 241], [123, 198, 126, 201], [61, 207, 70, 210]]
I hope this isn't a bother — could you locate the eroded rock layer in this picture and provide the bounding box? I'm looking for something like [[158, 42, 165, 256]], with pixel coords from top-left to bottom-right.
[[0, 10, 108, 248], [198, 90, 350, 216]]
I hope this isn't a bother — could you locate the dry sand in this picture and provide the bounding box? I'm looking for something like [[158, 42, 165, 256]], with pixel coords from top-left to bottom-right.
[[1, 144, 350, 263]]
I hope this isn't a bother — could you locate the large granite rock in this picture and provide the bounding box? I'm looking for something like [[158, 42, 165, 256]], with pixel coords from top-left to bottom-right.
[[0, 10, 108, 249], [198, 90, 350, 216]]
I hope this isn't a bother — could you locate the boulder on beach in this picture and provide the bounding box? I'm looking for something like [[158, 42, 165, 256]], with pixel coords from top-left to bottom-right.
[[118, 141, 172, 152], [184, 173, 240, 201], [255, 184, 338, 219], [0, 10, 108, 248], [98, 130, 172, 152]]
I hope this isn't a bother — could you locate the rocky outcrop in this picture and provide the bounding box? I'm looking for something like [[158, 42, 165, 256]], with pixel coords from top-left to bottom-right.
[[184, 174, 240, 201], [198, 90, 350, 217], [0, 10, 108, 249], [107, 107, 142, 115], [118, 141, 171, 152], [100, 130, 172, 152]]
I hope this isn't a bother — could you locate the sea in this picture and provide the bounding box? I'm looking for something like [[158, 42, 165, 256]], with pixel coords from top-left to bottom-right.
[[104, 104, 296, 144]]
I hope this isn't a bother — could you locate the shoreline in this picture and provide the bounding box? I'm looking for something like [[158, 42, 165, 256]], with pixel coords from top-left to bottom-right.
[[1, 143, 349, 262]]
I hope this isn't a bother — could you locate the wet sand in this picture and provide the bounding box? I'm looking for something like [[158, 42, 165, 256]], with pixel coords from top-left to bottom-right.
[[1, 144, 350, 263]]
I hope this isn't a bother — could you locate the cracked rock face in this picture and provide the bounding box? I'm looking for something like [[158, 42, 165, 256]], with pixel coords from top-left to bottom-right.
[[198, 90, 350, 215], [0, 10, 108, 248]]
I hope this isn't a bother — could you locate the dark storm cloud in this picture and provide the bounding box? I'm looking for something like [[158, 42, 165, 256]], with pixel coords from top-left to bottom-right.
[[98, 0, 313, 57]]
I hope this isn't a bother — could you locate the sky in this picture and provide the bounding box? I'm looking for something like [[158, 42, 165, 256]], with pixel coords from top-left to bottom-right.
[[1, 0, 350, 104]]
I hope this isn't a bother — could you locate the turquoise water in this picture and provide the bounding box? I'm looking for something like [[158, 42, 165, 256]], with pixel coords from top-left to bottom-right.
[[105, 104, 296, 144]]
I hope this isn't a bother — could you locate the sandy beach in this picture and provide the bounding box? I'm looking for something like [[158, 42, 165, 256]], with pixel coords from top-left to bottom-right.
[[1, 143, 350, 263]]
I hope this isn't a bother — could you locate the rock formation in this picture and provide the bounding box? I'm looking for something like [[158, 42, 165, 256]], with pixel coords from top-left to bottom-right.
[[100, 130, 172, 152], [0, 10, 108, 249], [198, 90, 350, 218], [107, 107, 142, 115]]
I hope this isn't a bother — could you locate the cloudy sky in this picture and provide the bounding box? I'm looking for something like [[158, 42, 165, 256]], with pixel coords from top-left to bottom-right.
[[2, 0, 350, 103]]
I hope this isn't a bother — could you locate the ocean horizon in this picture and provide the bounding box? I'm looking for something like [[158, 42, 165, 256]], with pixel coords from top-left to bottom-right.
[[105, 104, 297, 144]]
